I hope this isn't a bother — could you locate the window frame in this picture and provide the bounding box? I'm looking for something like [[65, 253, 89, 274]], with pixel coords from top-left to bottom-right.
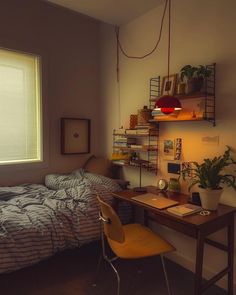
[[0, 47, 45, 168]]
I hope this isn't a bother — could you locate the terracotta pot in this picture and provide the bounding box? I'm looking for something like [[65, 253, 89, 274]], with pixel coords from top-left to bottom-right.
[[187, 77, 203, 94], [198, 187, 223, 210]]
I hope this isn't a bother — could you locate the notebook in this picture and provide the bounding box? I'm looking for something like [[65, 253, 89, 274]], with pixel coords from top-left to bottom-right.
[[131, 193, 179, 209], [167, 204, 202, 216]]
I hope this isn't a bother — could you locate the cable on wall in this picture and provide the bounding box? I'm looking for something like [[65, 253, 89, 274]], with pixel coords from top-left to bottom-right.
[[115, 0, 168, 60], [115, 0, 169, 128]]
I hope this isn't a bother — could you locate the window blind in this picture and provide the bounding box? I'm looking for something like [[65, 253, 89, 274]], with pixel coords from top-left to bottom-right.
[[0, 48, 42, 164]]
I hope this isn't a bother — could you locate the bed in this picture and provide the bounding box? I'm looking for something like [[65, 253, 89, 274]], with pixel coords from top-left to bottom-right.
[[0, 168, 130, 274]]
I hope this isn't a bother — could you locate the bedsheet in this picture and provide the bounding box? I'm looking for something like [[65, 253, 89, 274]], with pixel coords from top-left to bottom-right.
[[0, 170, 127, 273]]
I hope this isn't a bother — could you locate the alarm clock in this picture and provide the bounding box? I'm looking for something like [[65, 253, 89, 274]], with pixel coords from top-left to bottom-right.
[[158, 179, 168, 191]]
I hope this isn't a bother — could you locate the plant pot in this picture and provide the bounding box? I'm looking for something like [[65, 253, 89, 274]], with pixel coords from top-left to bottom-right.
[[198, 187, 223, 210], [187, 77, 203, 94]]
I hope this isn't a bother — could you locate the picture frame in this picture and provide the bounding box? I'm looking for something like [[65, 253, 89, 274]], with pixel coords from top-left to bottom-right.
[[61, 118, 90, 154], [163, 139, 175, 160], [161, 74, 177, 96]]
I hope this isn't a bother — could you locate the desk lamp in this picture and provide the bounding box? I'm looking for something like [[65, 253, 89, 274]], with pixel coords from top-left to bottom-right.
[[133, 159, 148, 193]]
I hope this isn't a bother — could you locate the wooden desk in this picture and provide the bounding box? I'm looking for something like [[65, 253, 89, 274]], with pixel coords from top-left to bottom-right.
[[112, 188, 235, 295]]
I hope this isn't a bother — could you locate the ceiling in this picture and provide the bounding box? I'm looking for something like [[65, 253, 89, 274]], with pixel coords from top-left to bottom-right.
[[46, 0, 163, 25]]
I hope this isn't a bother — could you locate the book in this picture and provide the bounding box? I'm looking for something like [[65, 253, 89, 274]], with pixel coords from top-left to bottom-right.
[[166, 204, 202, 216], [126, 129, 137, 135]]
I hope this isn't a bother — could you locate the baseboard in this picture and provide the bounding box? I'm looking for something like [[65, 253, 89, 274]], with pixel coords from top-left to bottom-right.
[[165, 251, 236, 293]]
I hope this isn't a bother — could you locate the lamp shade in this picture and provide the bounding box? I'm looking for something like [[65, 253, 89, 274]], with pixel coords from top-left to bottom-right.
[[154, 95, 182, 114]]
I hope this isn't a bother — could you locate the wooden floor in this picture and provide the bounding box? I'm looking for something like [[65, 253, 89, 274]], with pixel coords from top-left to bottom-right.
[[0, 242, 227, 295]]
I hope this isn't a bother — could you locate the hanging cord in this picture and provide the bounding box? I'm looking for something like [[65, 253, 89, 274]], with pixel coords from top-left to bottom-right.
[[115, 0, 168, 59], [167, 0, 171, 94], [115, 0, 170, 127]]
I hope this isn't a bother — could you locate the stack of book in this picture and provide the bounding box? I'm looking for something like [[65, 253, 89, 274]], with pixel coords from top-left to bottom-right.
[[151, 109, 166, 117], [113, 128, 126, 135], [126, 129, 137, 135], [135, 123, 155, 135], [113, 137, 128, 147], [167, 204, 202, 217]]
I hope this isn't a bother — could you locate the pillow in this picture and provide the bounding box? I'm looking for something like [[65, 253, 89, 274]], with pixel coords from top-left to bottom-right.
[[83, 156, 115, 178]]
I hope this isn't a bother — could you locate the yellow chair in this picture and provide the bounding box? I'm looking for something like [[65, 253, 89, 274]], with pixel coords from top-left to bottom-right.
[[96, 196, 175, 295]]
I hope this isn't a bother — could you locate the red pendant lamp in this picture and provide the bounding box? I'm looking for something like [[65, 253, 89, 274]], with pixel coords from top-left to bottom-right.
[[155, 0, 182, 115]]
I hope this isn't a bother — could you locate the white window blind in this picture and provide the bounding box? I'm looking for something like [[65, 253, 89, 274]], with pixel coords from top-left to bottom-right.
[[0, 48, 42, 165]]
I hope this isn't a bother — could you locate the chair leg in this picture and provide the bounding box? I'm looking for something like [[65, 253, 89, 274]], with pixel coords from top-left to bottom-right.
[[101, 229, 120, 295], [160, 255, 172, 295], [92, 252, 103, 287], [106, 258, 120, 295]]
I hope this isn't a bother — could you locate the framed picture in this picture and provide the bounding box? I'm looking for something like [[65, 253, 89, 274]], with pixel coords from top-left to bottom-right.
[[161, 74, 177, 96], [163, 139, 174, 160], [61, 118, 90, 154]]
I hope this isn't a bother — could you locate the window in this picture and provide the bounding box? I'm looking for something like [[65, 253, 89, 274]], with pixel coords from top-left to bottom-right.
[[0, 48, 42, 165]]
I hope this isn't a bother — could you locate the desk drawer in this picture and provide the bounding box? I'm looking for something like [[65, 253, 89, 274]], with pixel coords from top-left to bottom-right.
[[148, 212, 198, 238]]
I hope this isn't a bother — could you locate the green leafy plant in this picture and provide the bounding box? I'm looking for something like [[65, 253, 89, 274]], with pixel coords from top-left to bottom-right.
[[182, 146, 236, 191], [180, 65, 212, 82]]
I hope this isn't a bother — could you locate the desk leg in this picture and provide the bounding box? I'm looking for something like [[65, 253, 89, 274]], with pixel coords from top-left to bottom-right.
[[228, 215, 234, 295], [194, 232, 204, 295]]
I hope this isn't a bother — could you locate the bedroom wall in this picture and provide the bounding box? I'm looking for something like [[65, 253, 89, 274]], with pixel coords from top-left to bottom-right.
[[100, 0, 236, 290], [0, 0, 101, 186]]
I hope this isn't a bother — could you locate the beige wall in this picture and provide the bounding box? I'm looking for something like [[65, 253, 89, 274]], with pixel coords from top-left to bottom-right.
[[0, 0, 101, 185], [100, 0, 236, 290]]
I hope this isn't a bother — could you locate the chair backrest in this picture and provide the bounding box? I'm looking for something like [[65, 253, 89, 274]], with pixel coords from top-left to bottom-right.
[[97, 196, 125, 243]]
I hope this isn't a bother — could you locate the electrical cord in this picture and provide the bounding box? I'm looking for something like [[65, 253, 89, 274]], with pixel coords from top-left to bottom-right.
[[115, 0, 168, 59]]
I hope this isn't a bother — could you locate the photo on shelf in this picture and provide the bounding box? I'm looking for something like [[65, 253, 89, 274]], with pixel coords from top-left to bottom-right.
[[161, 74, 177, 96]]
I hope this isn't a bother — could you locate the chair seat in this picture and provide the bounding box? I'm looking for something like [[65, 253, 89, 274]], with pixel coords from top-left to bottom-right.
[[108, 223, 175, 259]]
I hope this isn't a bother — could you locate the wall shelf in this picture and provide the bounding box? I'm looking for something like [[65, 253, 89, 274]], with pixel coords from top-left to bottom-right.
[[149, 63, 216, 126], [112, 128, 159, 174]]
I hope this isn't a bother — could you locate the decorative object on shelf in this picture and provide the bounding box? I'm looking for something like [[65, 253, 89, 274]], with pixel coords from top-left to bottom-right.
[[180, 64, 212, 94], [168, 177, 181, 193], [137, 106, 152, 125], [129, 114, 138, 129], [177, 82, 186, 95], [61, 118, 90, 154], [161, 74, 177, 96], [133, 159, 149, 193], [154, 0, 182, 115], [182, 146, 236, 210]]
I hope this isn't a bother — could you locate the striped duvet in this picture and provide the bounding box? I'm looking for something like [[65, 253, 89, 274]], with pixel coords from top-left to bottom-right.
[[0, 170, 128, 274]]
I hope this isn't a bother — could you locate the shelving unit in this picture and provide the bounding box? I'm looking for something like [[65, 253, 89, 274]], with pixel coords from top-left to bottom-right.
[[112, 128, 159, 174], [149, 63, 216, 126]]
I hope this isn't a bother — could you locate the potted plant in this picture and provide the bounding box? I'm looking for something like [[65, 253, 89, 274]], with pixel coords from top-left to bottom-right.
[[180, 65, 212, 94], [182, 146, 236, 210]]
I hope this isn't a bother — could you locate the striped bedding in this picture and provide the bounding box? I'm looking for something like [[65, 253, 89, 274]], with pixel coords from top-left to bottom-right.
[[0, 170, 130, 274]]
